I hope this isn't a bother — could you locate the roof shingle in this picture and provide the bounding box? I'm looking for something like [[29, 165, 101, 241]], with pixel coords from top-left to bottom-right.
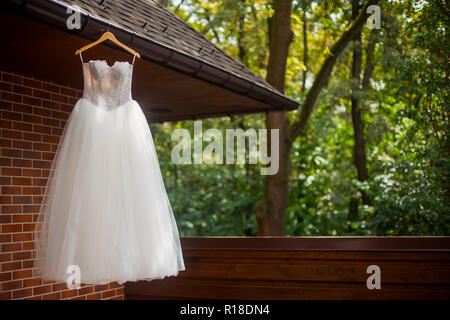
[[57, 0, 289, 99]]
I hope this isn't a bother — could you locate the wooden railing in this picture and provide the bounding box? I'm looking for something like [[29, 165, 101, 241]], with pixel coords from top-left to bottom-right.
[[125, 237, 450, 300]]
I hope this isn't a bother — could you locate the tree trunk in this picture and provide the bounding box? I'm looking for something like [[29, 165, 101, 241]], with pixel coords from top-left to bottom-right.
[[237, 0, 248, 66], [256, 0, 293, 236], [350, 0, 370, 212], [256, 113, 292, 235], [301, 0, 308, 93], [256, 0, 379, 235], [289, 0, 379, 141], [350, 0, 376, 212]]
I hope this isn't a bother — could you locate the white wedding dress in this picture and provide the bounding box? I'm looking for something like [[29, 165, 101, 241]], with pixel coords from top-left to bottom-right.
[[33, 56, 185, 285]]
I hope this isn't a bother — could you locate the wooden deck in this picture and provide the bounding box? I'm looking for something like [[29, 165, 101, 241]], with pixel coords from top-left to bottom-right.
[[125, 237, 450, 300]]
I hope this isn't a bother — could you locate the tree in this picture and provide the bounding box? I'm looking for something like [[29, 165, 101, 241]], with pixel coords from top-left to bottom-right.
[[156, 0, 447, 236], [257, 0, 379, 235], [348, 0, 375, 221]]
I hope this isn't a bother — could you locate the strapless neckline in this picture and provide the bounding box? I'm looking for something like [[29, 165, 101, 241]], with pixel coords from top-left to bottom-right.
[[83, 60, 133, 69], [81, 59, 134, 109]]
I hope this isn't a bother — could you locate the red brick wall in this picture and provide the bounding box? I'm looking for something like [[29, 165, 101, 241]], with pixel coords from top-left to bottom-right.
[[0, 70, 124, 300]]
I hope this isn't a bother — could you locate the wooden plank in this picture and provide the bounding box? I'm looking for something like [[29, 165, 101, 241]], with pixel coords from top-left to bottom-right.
[[183, 250, 450, 262], [126, 278, 450, 300], [177, 262, 450, 284], [183, 247, 450, 261], [181, 237, 450, 251], [125, 237, 450, 300]]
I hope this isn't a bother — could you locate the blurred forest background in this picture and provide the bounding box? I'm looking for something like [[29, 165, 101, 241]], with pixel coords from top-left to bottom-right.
[[152, 0, 449, 236]]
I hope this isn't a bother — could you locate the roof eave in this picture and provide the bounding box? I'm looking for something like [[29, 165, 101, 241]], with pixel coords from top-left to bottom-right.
[[9, 0, 299, 112]]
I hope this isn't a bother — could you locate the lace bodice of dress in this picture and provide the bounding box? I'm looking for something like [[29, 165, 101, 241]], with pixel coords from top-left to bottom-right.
[[82, 60, 133, 109]]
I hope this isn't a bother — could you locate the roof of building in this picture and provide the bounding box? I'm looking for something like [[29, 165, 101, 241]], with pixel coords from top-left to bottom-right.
[[1, 0, 298, 121], [57, 0, 297, 109], [67, 0, 278, 92]]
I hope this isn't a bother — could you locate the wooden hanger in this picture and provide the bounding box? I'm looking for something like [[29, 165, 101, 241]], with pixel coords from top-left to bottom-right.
[[74, 31, 141, 58]]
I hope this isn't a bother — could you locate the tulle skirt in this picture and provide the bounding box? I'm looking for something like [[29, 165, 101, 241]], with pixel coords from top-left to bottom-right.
[[33, 98, 185, 285]]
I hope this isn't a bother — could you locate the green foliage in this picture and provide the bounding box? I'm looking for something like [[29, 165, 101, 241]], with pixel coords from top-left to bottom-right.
[[365, 0, 450, 235], [154, 0, 448, 236], [151, 116, 265, 236]]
